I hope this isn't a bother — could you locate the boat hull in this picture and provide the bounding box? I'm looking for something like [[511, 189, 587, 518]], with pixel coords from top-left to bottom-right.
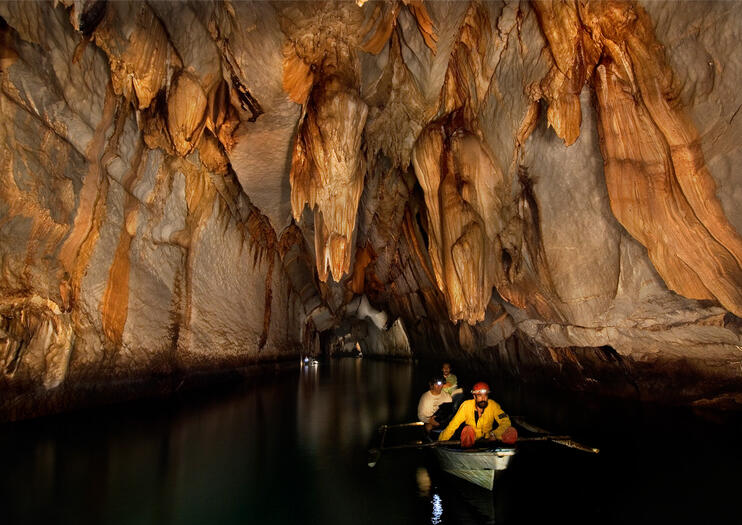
[[433, 446, 516, 490]]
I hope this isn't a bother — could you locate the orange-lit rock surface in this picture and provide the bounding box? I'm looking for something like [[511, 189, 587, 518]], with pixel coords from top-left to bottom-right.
[[1, 0, 742, 418], [282, 2, 368, 282]]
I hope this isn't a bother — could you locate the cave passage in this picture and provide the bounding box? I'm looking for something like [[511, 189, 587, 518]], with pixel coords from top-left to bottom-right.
[[2, 1, 742, 521], [1, 358, 740, 525], [2, 0, 742, 422]]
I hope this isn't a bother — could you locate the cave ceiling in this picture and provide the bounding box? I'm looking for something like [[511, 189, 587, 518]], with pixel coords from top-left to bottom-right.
[[1, 0, 742, 415]]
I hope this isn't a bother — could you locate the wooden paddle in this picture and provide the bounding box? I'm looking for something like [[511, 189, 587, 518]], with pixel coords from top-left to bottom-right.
[[367, 432, 588, 467], [513, 416, 600, 454], [368, 422, 427, 467], [378, 421, 425, 430]]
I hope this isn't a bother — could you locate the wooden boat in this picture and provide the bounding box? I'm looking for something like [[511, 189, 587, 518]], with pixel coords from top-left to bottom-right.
[[433, 444, 516, 491], [367, 419, 596, 491]]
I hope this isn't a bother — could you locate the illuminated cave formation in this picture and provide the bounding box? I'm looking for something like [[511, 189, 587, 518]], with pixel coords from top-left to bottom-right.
[[1, 0, 742, 419]]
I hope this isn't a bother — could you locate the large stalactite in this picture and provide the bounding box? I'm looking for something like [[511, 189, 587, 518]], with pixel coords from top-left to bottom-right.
[[532, 0, 742, 318], [1, 0, 742, 419], [283, 2, 369, 282]]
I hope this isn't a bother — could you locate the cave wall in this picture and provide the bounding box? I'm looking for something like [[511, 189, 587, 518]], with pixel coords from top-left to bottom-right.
[[0, 2, 312, 419], [0, 0, 741, 419]]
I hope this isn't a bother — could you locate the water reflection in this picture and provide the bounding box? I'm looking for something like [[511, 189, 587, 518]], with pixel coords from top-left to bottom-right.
[[296, 358, 413, 455], [1, 359, 741, 525], [415, 464, 498, 525], [416, 467, 432, 497], [431, 493, 443, 524]]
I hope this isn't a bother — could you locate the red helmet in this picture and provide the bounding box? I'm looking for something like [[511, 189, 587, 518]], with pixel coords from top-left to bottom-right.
[[471, 381, 490, 394]]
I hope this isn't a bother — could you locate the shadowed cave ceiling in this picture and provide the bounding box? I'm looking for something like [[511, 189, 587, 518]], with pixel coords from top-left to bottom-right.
[[1, 0, 742, 419]]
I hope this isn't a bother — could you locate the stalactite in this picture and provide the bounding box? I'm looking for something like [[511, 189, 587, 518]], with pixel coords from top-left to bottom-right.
[[92, 3, 180, 110], [495, 168, 565, 322], [197, 132, 230, 176], [287, 71, 368, 283], [361, 0, 437, 55], [205, 79, 241, 154], [101, 138, 146, 347], [205, 5, 265, 125], [172, 159, 217, 354], [529, 0, 742, 317], [412, 119, 506, 324], [167, 70, 208, 158], [531, 0, 600, 146], [90, 2, 243, 161], [0, 297, 72, 389], [401, 208, 438, 291], [439, 2, 493, 118], [281, 2, 371, 283], [364, 30, 428, 168], [245, 205, 278, 351], [282, 44, 314, 105], [58, 85, 118, 308], [410, 3, 506, 325], [350, 243, 375, 295], [360, 1, 401, 55]]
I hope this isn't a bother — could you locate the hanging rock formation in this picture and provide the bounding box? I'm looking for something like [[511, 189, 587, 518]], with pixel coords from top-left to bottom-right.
[[283, 2, 369, 282], [1, 0, 742, 419]]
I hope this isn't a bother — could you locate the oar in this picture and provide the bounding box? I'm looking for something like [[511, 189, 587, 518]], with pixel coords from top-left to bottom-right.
[[368, 422, 425, 467], [545, 438, 599, 454], [373, 435, 572, 452], [379, 421, 425, 430], [368, 438, 460, 466], [513, 416, 599, 454], [372, 438, 461, 452], [368, 419, 599, 467], [512, 416, 550, 434], [368, 434, 589, 467]]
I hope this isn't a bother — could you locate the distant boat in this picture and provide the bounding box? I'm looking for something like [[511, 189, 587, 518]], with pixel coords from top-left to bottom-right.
[[301, 356, 319, 366], [433, 444, 516, 491]]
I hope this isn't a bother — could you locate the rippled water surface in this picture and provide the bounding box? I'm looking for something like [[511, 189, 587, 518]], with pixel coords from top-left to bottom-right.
[[2, 358, 741, 524]]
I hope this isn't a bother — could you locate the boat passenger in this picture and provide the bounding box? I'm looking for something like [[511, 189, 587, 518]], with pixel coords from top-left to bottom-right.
[[441, 362, 458, 396], [417, 376, 452, 433], [441, 362, 464, 409], [437, 381, 518, 447]]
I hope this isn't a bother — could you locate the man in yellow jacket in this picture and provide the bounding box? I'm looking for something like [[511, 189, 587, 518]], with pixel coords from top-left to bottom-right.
[[438, 381, 517, 446]]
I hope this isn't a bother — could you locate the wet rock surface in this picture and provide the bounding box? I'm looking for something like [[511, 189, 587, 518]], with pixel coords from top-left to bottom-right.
[[0, 0, 741, 419]]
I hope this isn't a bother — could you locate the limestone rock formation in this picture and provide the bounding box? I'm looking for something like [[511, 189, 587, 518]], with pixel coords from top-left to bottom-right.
[[1, 0, 742, 419]]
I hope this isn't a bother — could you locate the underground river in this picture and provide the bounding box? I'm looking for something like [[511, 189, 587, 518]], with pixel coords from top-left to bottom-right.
[[2, 358, 741, 524]]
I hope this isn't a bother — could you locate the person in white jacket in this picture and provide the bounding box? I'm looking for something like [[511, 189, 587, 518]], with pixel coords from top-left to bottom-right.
[[417, 376, 452, 432]]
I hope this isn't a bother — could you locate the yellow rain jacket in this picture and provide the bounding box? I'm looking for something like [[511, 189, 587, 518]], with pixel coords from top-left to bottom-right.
[[438, 399, 511, 441]]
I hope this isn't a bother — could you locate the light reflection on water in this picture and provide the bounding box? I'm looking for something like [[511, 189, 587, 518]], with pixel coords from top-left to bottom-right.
[[1, 358, 741, 525], [297, 358, 413, 456], [431, 493, 444, 524], [0, 359, 427, 525], [416, 467, 432, 497]]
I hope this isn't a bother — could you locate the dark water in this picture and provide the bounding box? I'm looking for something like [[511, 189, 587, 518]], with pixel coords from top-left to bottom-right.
[[2, 358, 741, 525]]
